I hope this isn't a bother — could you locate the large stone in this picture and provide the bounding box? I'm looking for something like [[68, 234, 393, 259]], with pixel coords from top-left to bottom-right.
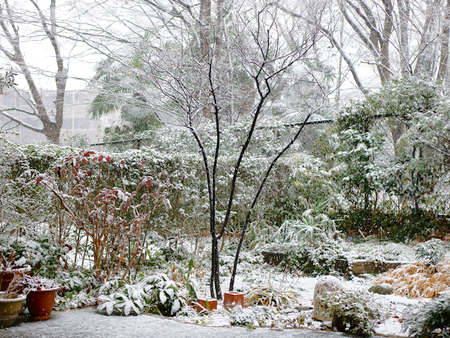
[[368, 283, 394, 295], [313, 275, 343, 321]]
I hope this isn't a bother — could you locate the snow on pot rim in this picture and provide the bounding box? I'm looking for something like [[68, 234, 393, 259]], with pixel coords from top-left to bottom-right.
[[0, 292, 27, 302]]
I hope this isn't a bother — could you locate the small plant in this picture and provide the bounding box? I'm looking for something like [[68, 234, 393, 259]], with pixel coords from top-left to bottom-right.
[[402, 291, 450, 338], [373, 259, 450, 298], [97, 274, 182, 317], [245, 283, 298, 309], [228, 305, 272, 327], [175, 258, 198, 303], [319, 289, 387, 335], [0, 272, 24, 299], [274, 200, 338, 244], [19, 274, 60, 294]]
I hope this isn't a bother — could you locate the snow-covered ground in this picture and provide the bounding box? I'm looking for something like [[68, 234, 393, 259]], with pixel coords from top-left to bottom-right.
[[170, 263, 420, 337], [19, 237, 449, 337]]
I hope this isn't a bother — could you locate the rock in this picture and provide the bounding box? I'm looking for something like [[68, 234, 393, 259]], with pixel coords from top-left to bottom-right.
[[313, 276, 343, 321], [368, 283, 394, 295]]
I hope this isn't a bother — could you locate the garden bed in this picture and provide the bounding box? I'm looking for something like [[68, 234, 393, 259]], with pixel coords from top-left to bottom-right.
[[261, 250, 409, 275]]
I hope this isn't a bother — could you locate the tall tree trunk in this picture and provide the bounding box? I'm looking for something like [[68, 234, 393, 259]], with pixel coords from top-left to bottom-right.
[[414, 0, 442, 77], [437, 0, 450, 83], [397, 0, 411, 76], [380, 0, 394, 83]]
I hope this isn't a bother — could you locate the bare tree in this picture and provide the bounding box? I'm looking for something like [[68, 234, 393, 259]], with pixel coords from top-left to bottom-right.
[[131, 1, 323, 298], [0, 0, 70, 144]]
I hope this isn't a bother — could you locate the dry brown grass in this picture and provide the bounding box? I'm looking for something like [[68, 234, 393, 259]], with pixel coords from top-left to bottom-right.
[[373, 257, 450, 298]]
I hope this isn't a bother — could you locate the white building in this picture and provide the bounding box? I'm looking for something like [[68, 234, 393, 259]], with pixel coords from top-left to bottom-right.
[[0, 89, 118, 145]]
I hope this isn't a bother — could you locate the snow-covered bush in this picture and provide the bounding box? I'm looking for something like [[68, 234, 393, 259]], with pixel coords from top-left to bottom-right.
[[19, 274, 60, 293], [284, 238, 345, 276], [319, 289, 387, 335], [275, 208, 337, 244], [0, 235, 65, 276], [402, 291, 450, 337], [97, 274, 182, 317], [228, 305, 273, 327], [55, 270, 99, 309], [415, 239, 449, 265]]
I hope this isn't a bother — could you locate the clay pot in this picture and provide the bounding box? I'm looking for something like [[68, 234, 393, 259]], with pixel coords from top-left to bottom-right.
[[193, 298, 217, 313], [0, 266, 31, 291], [223, 291, 245, 310], [26, 287, 59, 321], [0, 294, 26, 327]]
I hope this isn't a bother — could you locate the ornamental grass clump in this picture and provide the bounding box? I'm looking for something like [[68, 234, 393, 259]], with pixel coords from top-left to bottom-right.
[[402, 291, 450, 338], [373, 258, 450, 298], [319, 289, 387, 335], [245, 283, 298, 309]]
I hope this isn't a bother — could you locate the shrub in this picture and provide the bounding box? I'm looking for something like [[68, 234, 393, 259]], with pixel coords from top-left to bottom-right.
[[402, 292, 450, 337], [228, 305, 273, 327], [284, 238, 345, 276], [415, 239, 450, 265], [319, 289, 387, 335], [97, 274, 182, 316], [37, 150, 171, 281]]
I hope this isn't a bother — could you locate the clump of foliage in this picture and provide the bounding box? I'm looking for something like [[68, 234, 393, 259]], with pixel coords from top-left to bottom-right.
[[0, 235, 66, 277], [228, 305, 273, 327], [319, 289, 387, 335], [402, 292, 450, 338], [97, 274, 182, 316], [245, 283, 298, 309], [415, 239, 450, 265], [271, 203, 346, 276], [273, 201, 338, 244], [284, 239, 344, 276], [55, 270, 99, 309]]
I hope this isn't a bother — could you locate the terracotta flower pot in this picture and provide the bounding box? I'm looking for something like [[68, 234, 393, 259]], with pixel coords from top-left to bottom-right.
[[193, 298, 217, 313], [26, 287, 59, 321], [223, 291, 245, 310], [0, 266, 31, 291], [0, 294, 26, 327]]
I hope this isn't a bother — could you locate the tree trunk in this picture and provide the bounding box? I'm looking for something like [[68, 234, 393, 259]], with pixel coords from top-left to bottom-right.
[[437, 0, 450, 83], [397, 0, 411, 76], [0, 0, 67, 144]]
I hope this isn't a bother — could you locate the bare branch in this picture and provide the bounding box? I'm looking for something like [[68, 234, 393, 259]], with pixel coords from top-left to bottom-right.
[[0, 110, 43, 133]]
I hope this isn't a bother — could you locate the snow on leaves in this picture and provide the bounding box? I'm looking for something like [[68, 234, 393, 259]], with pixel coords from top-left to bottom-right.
[[97, 274, 182, 317]]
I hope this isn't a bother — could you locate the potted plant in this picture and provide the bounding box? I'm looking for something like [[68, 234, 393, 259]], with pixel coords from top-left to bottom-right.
[[0, 251, 31, 291], [19, 274, 60, 321], [0, 273, 27, 327]]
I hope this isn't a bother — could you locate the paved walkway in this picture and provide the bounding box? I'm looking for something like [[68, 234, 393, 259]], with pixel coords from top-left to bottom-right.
[[0, 308, 359, 338]]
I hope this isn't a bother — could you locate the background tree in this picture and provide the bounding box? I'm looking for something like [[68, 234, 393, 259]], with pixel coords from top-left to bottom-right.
[[88, 57, 162, 133], [0, 0, 71, 144]]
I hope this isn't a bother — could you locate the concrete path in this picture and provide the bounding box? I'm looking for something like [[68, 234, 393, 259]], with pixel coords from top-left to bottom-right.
[[0, 307, 391, 338]]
